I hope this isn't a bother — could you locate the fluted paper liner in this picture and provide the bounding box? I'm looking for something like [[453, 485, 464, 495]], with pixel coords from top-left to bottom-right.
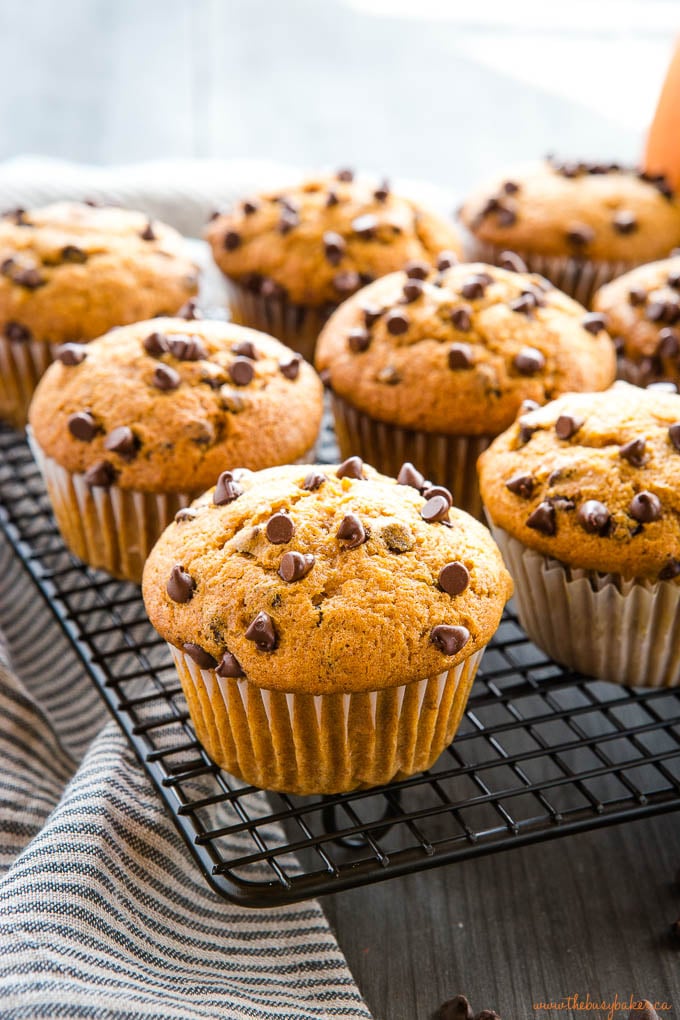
[[169, 644, 485, 795], [0, 334, 63, 429], [331, 392, 491, 520], [488, 520, 680, 687], [225, 279, 334, 362]]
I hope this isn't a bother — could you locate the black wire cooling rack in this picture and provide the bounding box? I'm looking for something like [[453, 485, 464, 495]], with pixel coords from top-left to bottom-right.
[[2, 422, 680, 907]]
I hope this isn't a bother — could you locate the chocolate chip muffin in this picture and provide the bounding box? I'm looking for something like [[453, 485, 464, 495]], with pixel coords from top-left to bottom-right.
[[592, 254, 680, 387], [315, 256, 616, 518], [0, 201, 199, 429], [205, 168, 462, 361], [478, 382, 680, 686], [29, 316, 323, 583], [142, 457, 513, 794], [458, 158, 680, 306]]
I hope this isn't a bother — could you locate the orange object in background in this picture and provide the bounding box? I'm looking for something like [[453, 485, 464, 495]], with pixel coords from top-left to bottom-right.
[[644, 36, 680, 193]]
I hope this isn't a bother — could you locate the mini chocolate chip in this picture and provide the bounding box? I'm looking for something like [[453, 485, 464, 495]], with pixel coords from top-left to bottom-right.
[[619, 438, 647, 467], [279, 551, 315, 582], [175, 507, 198, 523], [555, 414, 584, 440], [581, 312, 607, 335], [152, 363, 181, 391], [68, 411, 97, 442], [374, 179, 390, 202], [448, 343, 473, 370], [302, 470, 326, 491], [326, 189, 340, 207], [659, 559, 680, 580], [435, 994, 473, 1020], [61, 244, 88, 263], [183, 642, 218, 669], [104, 425, 138, 460], [336, 513, 367, 549], [460, 275, 489, 300], [140, 221, 156, 241], [232, 340, 258, 360], [505, 472, 534, 498], [167, 564, 195, 603], [385, 309, 409, 335], [336, 168, 354, 182], [216, 651, 245, 678], [439, 561, 470, 596], [337, 456, 364, 480], [404, 259, 430, 280], [348, 327, 371, 352], [13, 267, 44, 289], [566, 224, 595, 246], [224, 230, 241, 251], [421, 494, 450, 523], [178, 298, 201, 321], [361, 303, 383, 327], [397, 462, 425, 490], [213, 470, 243, 505], [612, 209, 637, 234], [229, 357, 255, 386], [451, 306, 472, 332], [245, 611, 278, 651], [266, 512, 295, 544], [402, 279, 424, 303], [496, 207, 517, 227], [526, 501, 556, 535], [630, 491, 662, 522], [513, 347, 545, 375], [577, 500, 610, 534], [667, 268, 680, 289], [669, 423, 680, 451], [323, 231, 345, 265], [84, 460, 116, 488], [646, 301, 666, 322], [520, 399, 541, 415], [56, 342, 86, 365], [167, 335, 208, 361], [628, 286, 647, 307], [430, 624, 470, 656], [242, 200, 259, 216], [657, 328, 679, 358], [436, 251, 458, 271], [498, 250, 528, 273], [377, 365, 400, 385], [144, 331, 169, 356], [333, 270, 360, 293], [352, 214, 378, 239], [279, 354, 302, 380], [509, 292, 536, 315], [278, 209, 300, 234]]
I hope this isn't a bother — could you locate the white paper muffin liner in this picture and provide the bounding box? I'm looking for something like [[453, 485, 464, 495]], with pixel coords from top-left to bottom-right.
[[0, 334, 63, 429], [488, 519, 680, 688], [224, 279, 334, 362], [169, 643, 486, 795], [331, 392, 492, 520]]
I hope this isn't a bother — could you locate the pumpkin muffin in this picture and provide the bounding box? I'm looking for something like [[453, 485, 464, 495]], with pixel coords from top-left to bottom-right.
[[478, 382, 680, 686], [0, 201, 199, 428], [205, 168, 462, 361], [592, 254, 680, 387], [458, 158, 680, 306], [142, 458, 513, 794], [315, 256, 616, 518], [29, 317, 323, 583]]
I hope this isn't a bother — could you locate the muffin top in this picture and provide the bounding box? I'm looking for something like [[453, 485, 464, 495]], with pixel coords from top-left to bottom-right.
[[29, 317, 323, 494], [142, 459, 513, 694], [0, 201, 198, 345], [593, 255, 680, 385], [315, 258, 616, 436], [205, 169, 462, 307], [458, 159, 680, 262], [478, 382, 680, 581]]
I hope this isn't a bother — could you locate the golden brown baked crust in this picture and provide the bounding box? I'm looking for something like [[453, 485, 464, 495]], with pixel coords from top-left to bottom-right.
[[593, 256, 680, 385], [205, 170, 462, 307], [315, 260, 616, 435], [142, 461, 513, 694], [478, 382, 680, 581], [458, 159, 680, 262], [0, 202, 198, 344], [29, 318, 323, 493]]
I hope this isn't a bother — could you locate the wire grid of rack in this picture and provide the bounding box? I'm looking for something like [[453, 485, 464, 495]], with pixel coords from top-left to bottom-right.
[[1, 422, 680, 907]]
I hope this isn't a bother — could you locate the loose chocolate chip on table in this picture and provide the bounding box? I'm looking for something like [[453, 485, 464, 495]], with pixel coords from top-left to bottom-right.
[[61, 244, 88, 263], [183, 642, 218, 669], [302, 470, 326, 491], [348, 327, 371, 352], [555, 414, 584, 440], [266, 512, 295, 544], [216, 651, 245, 678], [279, 551, 315, 582], [448, 342, 473, 370], [68, 411, 97, 442], [460, 274, 490, 300], [144, 331, 169, 356], [402, 279, 424, 303], [213, 470, 243, 505], [397, 461, 425, 490], [628, 286, 647, 307], [439, 561, 470, 596], [475, 1012, 501, 1020], [245, 611, 278, 651], [421, 494, 450, 523], [224, 230, 241, 251], [279, 354, 302, 380], [229, 357, 255, 386], [352, 214, 378, 239], [175, 507, 198, 523], [166, 564, 195, 603], [385, 309, 409, 335], [581, 312, 608, 334], [513, 347, 545, 375], [333, 270, 360, 294], [612, 210, 637, 234], [84, 460, 117, 489], [628, 1002, 660, 1020], [526, 501, 556, 535], [451, 306, 472, 332], [232, 340, 258, 360], [167, 335, 208, 361], [619, 438, 647, 467], [140, 221, 156, 241], [323, 231, 345, 265], [430, 624, 470, 655], [56, 342, 86, 365], [337, 456, 364, 480], [434, 994, 473, 1020], [152, 363, 181, 391], [669, 423, 680, 451], [629, 491, 662, 522], [436, 251, 458, 271], [566, 224, 595, 246], [336, 167, 354, 182], [336, 513, 367, 549], [577, 499, 610, 534], [104, 425, 138, 459], [505, 472, 534, 498], [498, 250, 527, 273]]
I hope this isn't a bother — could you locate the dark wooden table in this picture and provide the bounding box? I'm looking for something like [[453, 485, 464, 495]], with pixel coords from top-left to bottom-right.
[[1, 2, 678, 1017]]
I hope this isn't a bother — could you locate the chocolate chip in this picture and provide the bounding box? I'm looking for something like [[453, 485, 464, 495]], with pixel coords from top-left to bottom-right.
[[659, 559, 680, 580], [513, 347, 545, 375], [577, 500, 610, 534], [402, 279, 424, 303], [657, 328, 679, 358], [669, 423, 680, 451], [630, 491, 661, 522], [279, 551, 315, 582], [566, 224, 595, 246], [448, 343, 473, 370], [385, 309, 409, 335], [167, 564, 195, 603], [520, 399, 540, 415], [612, 210, 637, 234], [460, 274, 490, 300], [266, 512, 295, 544], [183, 642, 217, 669], [326, 189, 340, 207], [475, 1012, 501, 1020], [352, 214, 378, 239], [619, 438, 647, 467], [555, 414, 584, 440], [140, 221, 156, 241], [144, 331, 169, 356], [229, 357, 255, 386], [337, 456, 364, 480], [404, 259, 430, 280], [336, 168, 354, 182], [213, 470, 243, 505], [451, 307, 472, 332], [581, 312, 608, 335], [167, 335, 208, 361], [377, 365, 400, 385], [361, 304, 383, 327], [245, 611, 278, 651], [646, 301, 666, 323], [628, 286, 647, 307], [348, 327, 371, 352], [61, 244, 88, 263], [434, 994, 473, 1020], [374, 179, 390, 202], [668, 268, 680, 290], [421, 494, 450, 523], [231, 340, 258, 360], [56, 342, 86, 365], [333, 270, 360, 294], [496, 207, 517, 227], [323, 231, 345, 265], [498, 250, 527, 273], [84, 460, 116, 488], [526, 501, 556, 535], [224, 230, 241, 251], [104, 425, 138, 460], [216, 651, 245, 678], [422, 485, 453, 506], [278, 208, 299, 234], [13, 267, 44, 289], [68, 411, 97, 442], [175, 507, 198, 523], [242, 200, 258, 216], [628, 1002, 660, 1020], [436, 251, 458, 271], [439, 562, 470, 596], [509, 293, 536, 316], [152, 363, 181, 391], [397, 462, 425, 490], [336, 513, 367, 549], [279, 354, 302, 380], [505, 472, 534, 498], [178, 298, 201, 321], [302, 470, 326, 491], [430, 624, 470, 656]]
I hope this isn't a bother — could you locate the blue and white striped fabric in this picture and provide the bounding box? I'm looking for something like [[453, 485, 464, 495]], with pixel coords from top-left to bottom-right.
[[0, 534, 372, 1019]]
